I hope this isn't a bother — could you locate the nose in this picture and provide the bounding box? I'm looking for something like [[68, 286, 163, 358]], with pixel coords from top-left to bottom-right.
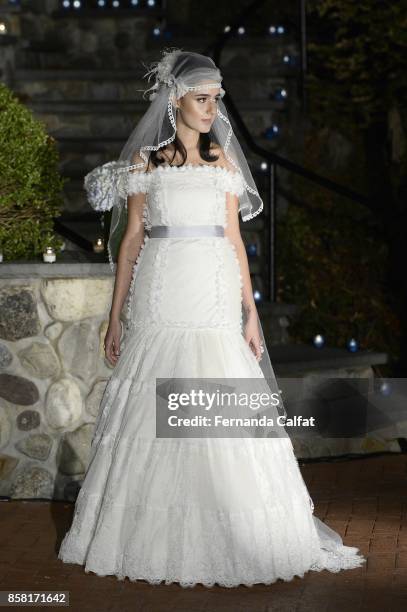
[[205, 100, 216, 116]]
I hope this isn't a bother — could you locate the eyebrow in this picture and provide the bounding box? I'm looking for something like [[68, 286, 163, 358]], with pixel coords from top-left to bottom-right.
[[194, 93, 221, 97]]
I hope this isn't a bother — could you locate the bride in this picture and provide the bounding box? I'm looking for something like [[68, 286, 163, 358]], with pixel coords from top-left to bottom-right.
[[58, 48, 365, 588]]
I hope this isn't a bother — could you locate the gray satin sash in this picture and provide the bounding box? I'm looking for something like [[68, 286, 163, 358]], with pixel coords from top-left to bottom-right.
[[150, 225, 225, 238]]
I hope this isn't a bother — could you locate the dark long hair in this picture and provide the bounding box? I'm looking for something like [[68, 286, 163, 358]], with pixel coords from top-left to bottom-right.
[[148, 131, 219, 169]]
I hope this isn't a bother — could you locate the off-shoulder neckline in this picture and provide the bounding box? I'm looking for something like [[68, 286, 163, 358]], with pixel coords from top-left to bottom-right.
[[143, 163, 242, 179]]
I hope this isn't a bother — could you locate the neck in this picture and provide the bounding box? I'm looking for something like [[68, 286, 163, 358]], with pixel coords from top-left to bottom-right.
[[175, 119, 200, 154]]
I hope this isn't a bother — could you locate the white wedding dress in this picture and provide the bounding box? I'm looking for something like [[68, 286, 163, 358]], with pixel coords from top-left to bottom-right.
[[58, 163, 365, 587]]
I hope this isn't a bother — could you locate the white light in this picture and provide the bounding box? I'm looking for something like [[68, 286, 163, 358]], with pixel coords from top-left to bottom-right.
[[97, 0, 105, 5], [73, 0, 81, 8], [272, 125, 279, 133], [153, 27, 160, 36], [313, 334, 325, 348], [253, 290, 262, 302], [224, 25, 231, 33], [269, 25, 276, 34], [112, 0, 119, 6], [237, 26, 245, 35], [260, 162, 268, 171], [0, 22, 7, 34], [280, 88, 287, 98], [62, 0, 70, 6], [147, 0, 156, 6], [131, 0, 138, 4], [277, 26, 285, 34], [283, 55, 290, 63]]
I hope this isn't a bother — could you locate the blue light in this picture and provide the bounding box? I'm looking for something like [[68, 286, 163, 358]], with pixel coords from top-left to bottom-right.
[[378, 381, 392, 396], [347, 338, 359, 352], [97, 0, 106, 5], [247, 244, 257, 257], [131, 0, 139, 4], [264, 125, 279, 140], [269, 24, 285, 35], [275, 88, 287, 101], [253, 290, 262, 302]]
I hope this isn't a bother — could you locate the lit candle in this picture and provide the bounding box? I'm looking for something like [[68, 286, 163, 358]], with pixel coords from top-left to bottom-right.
[[43, 246, 56, 263], [93, 237, 104, 253]]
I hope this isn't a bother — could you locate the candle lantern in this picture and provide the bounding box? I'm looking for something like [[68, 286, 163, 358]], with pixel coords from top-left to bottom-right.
[[43, 246, 56, 263], [93, 237, 105, 253]]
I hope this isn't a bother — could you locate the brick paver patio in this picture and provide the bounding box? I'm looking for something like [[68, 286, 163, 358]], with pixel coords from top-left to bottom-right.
[[1, 453, 406, 611]]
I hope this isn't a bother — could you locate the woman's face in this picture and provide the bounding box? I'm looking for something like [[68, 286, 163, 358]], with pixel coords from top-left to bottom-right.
[[176, 84, 221, 133]]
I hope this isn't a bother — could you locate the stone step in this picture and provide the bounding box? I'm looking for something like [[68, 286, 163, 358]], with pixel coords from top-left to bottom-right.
[[26, 106, 285, 141], [24, 97, 291, 114], [55, 140, 277, 175], [14, 66, 296, 83], [146, 35, 298, 56], [268, 343, 388, 376], [17, 34, 298, 70]]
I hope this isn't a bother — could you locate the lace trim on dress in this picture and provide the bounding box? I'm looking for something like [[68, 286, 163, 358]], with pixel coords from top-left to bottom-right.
[[125, 234, 150, 333], [225, 239, 244, 331], [213, 239, 227, 326], [125, 163, 246, 198], [148, 239, 170, 324], [126, 170, 151, 196]]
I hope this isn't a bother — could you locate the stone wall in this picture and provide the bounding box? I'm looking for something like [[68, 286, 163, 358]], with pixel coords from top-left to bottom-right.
[[0, 263, 118, 502]]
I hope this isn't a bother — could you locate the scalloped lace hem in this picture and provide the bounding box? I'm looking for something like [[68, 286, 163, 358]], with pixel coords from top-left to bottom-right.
[[59, 545, 366, 590]]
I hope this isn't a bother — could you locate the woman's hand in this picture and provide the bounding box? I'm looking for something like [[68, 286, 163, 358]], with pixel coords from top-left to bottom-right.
[[244, 310, 264, 362], [103, 318, 122, 366]]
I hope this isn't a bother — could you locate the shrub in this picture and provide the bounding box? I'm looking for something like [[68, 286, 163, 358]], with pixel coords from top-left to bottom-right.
[[0, 82, 66, 260]]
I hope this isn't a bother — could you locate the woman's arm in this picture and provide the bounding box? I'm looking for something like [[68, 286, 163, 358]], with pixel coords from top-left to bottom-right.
[[104, 190, 146, 365], [224, 191, 263, 361]]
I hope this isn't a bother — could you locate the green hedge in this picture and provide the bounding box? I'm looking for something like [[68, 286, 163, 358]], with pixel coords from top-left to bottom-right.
[[0, 82, 66, 261]]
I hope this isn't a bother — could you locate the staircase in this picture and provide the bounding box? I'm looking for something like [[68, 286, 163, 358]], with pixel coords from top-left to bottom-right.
[[0, 0, 389, 403]]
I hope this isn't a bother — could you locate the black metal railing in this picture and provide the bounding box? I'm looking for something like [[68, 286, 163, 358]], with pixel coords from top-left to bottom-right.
[[205, 0, 370, 303]]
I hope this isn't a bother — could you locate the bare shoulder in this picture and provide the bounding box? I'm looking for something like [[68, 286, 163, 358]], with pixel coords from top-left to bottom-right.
[[130, 152, 148, 173]]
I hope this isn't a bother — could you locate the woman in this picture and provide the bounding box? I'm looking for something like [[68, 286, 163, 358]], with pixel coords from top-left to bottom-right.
[[58, 48, 365, 587]]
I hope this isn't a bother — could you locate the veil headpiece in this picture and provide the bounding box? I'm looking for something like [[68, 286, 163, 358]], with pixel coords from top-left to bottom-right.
[[84, 47, 263, 272]]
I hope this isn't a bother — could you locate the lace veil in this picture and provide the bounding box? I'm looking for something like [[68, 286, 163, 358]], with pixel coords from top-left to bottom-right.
[[84, 47, 286, 422], [84, 48, 263, 271]]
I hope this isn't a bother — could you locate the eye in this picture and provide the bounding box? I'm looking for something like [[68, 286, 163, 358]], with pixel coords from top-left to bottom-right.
[[197, 97, 220, 103]]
